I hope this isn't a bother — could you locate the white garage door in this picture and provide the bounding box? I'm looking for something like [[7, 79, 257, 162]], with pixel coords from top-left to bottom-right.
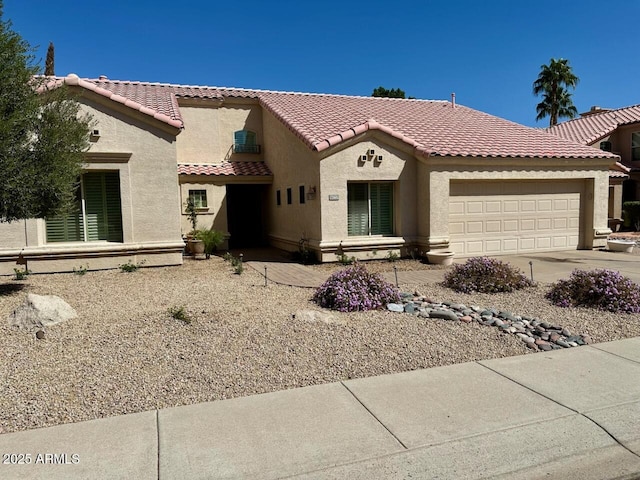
[[449, 181, 582, 256]]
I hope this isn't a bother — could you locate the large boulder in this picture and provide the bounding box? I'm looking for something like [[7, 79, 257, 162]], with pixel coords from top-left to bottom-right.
[[8, 294, 77, 330]]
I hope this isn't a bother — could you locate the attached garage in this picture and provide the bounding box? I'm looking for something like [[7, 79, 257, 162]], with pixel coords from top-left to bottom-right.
[[448, 180, 583, 256]]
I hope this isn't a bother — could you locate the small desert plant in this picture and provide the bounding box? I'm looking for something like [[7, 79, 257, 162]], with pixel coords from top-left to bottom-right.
[[293, 236, 315, 265], [336, 252, 356, 265], [546, 269, 640, 314], [443, 257, 534, 293], [119, 259, 145, 273], [224, 253, 244, 274], [313, 264, 401, 312], [385, 250, 400, 262], [196, 229, 225, 259], [73, 264, 89, 276], [168, 305, 192, 324], [13, 267, 31, 280]]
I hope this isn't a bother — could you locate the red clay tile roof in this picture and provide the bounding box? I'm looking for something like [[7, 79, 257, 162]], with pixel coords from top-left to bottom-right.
[[609, 161, 630, 179], [58, 75, 618, 160], [178, 162, 272, 176], [548, 104, 640, 145]]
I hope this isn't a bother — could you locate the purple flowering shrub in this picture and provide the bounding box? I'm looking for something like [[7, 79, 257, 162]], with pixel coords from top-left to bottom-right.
[[313, 264, 401, 312], [546, 269, 640, 313], [443, 257, 533, 293]]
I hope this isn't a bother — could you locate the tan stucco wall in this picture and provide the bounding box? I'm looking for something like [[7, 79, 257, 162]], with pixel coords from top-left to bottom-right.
[[0, 93, 184, 274], [262, 109, 321, 252], [179, 182, 229, 241], [176, 100, 263, 164], [317, 136, 417, 259]]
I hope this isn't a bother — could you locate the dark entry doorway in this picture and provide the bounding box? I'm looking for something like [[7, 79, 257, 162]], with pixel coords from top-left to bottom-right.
[[226, 184, 268, 248]]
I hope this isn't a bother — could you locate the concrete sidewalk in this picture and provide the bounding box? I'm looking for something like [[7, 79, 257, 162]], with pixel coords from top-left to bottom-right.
[[1, 337, 639, 479]]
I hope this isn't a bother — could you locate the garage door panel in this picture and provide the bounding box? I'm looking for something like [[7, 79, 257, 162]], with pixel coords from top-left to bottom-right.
[[538, 199, 553, 211], [485, 220, 501, 233], [537, 218, 552, 230], [449, 182, 581, 256]]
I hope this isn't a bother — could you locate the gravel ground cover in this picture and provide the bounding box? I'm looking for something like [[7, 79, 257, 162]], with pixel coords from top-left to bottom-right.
[[1, 257, 639, 434]]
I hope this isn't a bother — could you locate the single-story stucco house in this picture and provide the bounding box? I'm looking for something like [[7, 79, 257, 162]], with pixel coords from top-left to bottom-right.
[[548, 105, 640, 225], [0, 75, 620, 274]]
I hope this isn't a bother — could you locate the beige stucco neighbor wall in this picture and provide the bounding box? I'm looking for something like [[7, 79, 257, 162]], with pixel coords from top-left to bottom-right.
[[262, 109, 321, 254], [0, 93, 184, 275], [422, 157, 612, 252], [316, 136, 417, 261], [177, 100, 263, 164]]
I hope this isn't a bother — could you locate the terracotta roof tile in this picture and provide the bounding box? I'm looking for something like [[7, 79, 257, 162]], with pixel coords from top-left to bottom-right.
[[58, 75, 619, 160], [548, 104, 640, 145], [178, 162, 272, 176]]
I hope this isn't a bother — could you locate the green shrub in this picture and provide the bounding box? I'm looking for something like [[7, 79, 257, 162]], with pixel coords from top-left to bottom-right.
[[313, 264, 401, 312], [443, 257, 534, 293], [546, 269, 640, 313], [623, 201, 640, 230], [195, 229, 225, 259]]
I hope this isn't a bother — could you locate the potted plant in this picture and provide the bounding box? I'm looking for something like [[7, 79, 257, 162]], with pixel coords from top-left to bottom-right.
[[185, 198, 204, 256], [196, 228, 225, 259]]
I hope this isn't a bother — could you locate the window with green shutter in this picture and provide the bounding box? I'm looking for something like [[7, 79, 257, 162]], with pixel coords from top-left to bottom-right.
[[347, 182, 393, 236], [46, 172, 123, 243]]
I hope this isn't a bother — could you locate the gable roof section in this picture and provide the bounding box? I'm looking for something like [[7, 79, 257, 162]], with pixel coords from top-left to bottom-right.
[[548, 104, 640, 145], [257, 92, 615, 159], [57, 75, 617, 160]]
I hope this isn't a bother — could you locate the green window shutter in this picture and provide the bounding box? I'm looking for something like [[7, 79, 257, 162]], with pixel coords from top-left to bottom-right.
[[46, 212, 84, 242], [234, 130, 247, 145], [348, 183, 369, 236], [370, 183, 393, 235], [83, 172, 123, 242]]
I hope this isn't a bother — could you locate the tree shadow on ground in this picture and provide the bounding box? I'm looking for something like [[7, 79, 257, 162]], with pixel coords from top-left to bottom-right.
[[0, 283, 26, 296]]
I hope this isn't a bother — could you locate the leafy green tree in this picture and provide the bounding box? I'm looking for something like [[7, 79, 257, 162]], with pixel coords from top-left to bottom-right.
[[372, 86, 407, 99], [0, 3, 91, 223], [533, 58, 579, 126], [44, 41, 54, 75]]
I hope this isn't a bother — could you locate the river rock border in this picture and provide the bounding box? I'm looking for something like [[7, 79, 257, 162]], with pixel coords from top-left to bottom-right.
[[387, 292, 592, 351]]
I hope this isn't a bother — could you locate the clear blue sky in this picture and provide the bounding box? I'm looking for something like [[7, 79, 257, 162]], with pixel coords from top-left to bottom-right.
[[5, 0, 639, 127]]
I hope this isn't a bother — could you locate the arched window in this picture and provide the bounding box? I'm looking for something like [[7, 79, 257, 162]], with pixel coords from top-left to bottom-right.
[[233, 130, 260, 153]]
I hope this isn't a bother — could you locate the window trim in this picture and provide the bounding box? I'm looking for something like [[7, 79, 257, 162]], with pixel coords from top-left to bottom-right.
[[347, 181, 394, 237], [187, 189, 208, 210], [632, 132, 640, 161]]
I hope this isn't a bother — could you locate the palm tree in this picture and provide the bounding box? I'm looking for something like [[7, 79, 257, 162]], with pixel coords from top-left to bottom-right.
[[533, 58, 579, 126]]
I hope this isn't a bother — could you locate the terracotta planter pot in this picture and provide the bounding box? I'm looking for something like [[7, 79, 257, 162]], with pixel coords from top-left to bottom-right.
[[189, 239, 205, 256]]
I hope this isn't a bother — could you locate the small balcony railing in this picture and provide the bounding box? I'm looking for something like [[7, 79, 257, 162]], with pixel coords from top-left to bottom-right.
[[233, 143, 261, 154]]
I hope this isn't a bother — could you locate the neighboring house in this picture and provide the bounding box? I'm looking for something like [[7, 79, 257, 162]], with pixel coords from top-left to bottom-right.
[[0, 75, 619, 274], [548, 105, 640, 224]]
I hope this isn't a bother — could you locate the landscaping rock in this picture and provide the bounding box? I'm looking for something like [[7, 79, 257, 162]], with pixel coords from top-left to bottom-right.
[[8, 294, 77, 330], [293, 310, 336, 324], [429, 310, 459, 321], [384, 291, 593, 354], [387, 303, 404, 313]]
